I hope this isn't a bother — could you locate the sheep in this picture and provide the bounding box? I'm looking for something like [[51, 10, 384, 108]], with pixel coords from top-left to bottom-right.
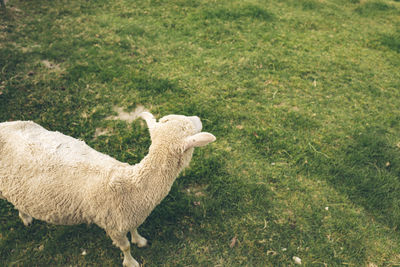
[[0, 111, 216, 267]]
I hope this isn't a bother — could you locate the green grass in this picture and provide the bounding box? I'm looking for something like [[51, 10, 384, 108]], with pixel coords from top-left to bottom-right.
[[1, 0, 400, 266]]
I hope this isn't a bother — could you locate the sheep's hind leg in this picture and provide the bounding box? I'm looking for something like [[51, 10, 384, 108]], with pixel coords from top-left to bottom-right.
[[108, 231, 139, 267], [19, 211, 33, 226], [130, 229, 148, 248]]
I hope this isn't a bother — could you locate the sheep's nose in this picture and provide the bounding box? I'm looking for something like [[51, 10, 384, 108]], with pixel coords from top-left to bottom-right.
[[189, 116, 202, 133]]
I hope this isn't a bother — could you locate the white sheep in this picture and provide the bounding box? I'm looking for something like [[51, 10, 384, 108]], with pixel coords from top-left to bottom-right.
[[0, 111, 216, 267]]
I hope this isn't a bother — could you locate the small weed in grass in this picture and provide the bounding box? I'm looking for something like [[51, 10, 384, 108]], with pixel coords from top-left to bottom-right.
[[381, 28, 400, 53], [355, 1, 397, 16], [201, 4, 274, 22]]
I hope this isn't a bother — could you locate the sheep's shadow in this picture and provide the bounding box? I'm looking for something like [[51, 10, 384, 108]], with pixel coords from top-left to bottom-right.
[[308, 127, 400, 230]]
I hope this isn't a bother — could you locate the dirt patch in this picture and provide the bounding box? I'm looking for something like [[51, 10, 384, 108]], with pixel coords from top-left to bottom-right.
[[41, 60, 61, 70], [94, 105, 149, 138], [94, 128, 111, 138], [185, 184, 208, 197], [106, 105, 148, 123]]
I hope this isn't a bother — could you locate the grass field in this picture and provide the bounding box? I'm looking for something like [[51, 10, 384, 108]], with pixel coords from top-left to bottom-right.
[[1, 0, 400, 266]]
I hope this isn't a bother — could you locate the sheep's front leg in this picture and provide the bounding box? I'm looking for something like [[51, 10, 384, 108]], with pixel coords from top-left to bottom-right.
[[130, 229, 148, 248], [108, 232, 139, 267], [19, 211, 33, 226]]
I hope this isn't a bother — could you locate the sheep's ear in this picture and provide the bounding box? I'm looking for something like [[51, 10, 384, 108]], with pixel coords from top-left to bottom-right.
[[140, 112, 157, 129], [184, 132, 216, 151]]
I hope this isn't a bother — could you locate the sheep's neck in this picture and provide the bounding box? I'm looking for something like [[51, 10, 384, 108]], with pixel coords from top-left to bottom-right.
[[136, 143, 182, 206]]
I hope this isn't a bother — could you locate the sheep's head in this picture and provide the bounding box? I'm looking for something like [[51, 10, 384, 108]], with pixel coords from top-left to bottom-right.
[[140, 111, 215, 161]]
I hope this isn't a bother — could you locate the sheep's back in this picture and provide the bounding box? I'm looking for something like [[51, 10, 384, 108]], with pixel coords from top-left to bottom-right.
[[0, 121, 122, 166]]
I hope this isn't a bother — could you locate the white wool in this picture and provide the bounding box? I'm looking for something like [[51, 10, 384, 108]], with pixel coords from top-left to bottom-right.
[[0, 113, 216, 267], [9, 121, 120, 166]]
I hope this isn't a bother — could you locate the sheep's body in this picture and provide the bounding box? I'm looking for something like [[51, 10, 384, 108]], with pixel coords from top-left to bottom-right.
[[0, 121, 143, 229], [0, 113, 215, 267]]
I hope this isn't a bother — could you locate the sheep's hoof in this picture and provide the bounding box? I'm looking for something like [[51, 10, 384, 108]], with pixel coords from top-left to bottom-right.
[[133, 236, 148, 248], [122, 257, 140, 267], [19, 212, 33, 226], [131, 231, 148, 248], [137, 238, 148, 248]]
